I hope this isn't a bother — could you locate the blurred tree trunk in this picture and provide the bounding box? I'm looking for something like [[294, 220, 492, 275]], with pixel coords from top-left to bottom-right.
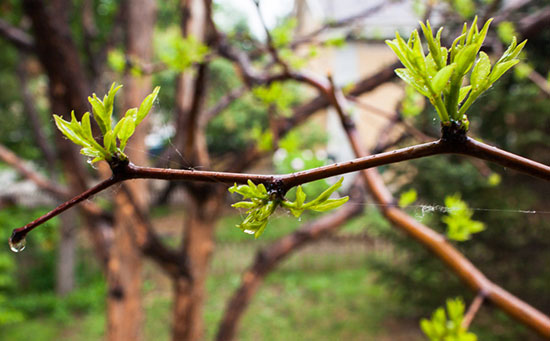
[[168, 1, 222, 340], [56, 211, 76, 295], [173, 191, 221, 341], [106, 1, 156, 341]]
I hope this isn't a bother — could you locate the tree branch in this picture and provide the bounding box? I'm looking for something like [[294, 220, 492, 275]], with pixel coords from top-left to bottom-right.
[[0, 18, 34, 52], [118, 184, 187, 278], [325, 75, 550, 338], [462, 291, 486, 329], [201, 86, 247, 126], [10, 176, 119, 247], [16, 55, 57, 170], [0, 143, 66, 199]]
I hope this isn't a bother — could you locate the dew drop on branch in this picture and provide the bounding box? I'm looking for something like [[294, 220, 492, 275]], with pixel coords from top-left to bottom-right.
[[243, 229, 255, 235], [9, 236, 26, 253]]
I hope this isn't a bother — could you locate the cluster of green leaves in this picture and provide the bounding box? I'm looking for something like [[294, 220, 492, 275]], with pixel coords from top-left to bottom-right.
[[160, 33, 209, 72], [421, 297, 477, 341], [252, 82, 294, 117], [229, 178, 348, 238], [386, 18, 526, 128], [271, 18, 297, 48], [54, 83, 160, 163], [442, 194, 485, 242], [281, 178, 349, 218]]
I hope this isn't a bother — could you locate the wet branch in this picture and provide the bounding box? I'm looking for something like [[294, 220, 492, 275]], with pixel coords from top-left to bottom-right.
[[10, 134, 549, 261], [324, 75, 550, 338]]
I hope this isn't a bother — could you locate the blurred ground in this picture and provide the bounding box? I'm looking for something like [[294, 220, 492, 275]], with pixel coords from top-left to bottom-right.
[[2, 206, 425, 341]]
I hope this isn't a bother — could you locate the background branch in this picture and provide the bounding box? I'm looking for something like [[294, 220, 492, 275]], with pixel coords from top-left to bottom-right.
[[0, 18, 34, 52]]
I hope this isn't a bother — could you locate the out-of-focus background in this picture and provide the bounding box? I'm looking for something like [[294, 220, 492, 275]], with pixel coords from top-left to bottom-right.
[[0, 0, 549, 340]]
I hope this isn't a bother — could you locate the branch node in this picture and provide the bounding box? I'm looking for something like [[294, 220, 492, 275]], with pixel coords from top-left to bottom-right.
[[266, 178, 286, 198], [108, 156, 130, 177], [441, 121, 467, 144]]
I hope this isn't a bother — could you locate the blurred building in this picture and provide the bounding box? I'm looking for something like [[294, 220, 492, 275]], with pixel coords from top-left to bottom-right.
[[294, 0, 422, 188]]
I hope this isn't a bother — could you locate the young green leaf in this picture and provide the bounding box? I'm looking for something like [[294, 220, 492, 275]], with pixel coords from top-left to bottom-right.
[[442, 194, 485, 241], [420, 298, 478, 341], [53, 114, 91, 148], [124, 108, 138, 122], [116, 116, 136, 151], [88, 94, 108, 134], [303, 177, 344, 208], [80, 112, 93, 140], [470, 52, 491, 90], [489, 59, 519, 84], [386, 40, 415, 72], [230, 178, 349, 237], [295, 185, 306, 207], [136, 86, 160, 125], [398, 189, 417, 208], [454, 44, 478, 75], [80, 147, 103, 159], [308, 197, 349, 212], [420, 21, 444, 69], [458, 85, 472, 104], [394, 68, 430, 96], [103, 130, 116, 154], [103, 83, 123, 125], [431, 63, 456, 94]]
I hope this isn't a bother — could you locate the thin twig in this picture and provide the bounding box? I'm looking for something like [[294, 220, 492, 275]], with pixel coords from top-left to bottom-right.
[[462, 292, 486, 329], [10, 176, 120, 245], [118, 184, 187, 278]]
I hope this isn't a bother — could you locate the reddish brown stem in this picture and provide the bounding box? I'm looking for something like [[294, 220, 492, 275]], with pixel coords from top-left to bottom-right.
[[324, 76, 550, 338], [10, 176, 120, 245], [460, 137, 550, 181], [462, 292, 486, 329], [9, 134, 550, 250]]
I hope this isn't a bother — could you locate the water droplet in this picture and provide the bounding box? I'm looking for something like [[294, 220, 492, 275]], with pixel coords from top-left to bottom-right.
[[243, 229, 255, 235], [9, 236, 26, 253], [298, 217, 302, 222], [87, 159, 98, 169]]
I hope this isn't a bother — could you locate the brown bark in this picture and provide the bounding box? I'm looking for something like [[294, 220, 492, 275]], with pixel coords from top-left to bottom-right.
[[106, 1, 157, 340], [172, 192, 222, 341], [170, 0, 212, 168], [55, 210, 76, 295], [107, 196, 144, 341]]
